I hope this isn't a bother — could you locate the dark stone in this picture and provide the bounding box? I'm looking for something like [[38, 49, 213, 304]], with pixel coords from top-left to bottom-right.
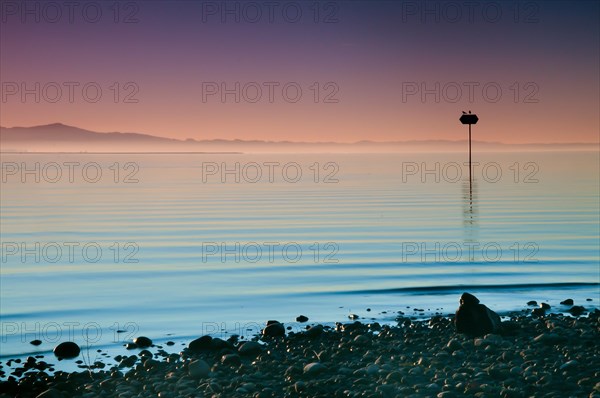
[[532, 308, 546, 317], [34, 389, 61, 398], [125, 343, 137, 350], [567, 306, 586, 316], [189, 335, 213, 352], [540, 303, 551, 310], [454, 293, 501, 337], [221, 353, 241, 366], [138, 349, 152, 359], [210, 337, 232, 350], [118, 355, 137, 368], [133, 336, 152, 348], [560, 299, 574, 306], [227, 335, 239, 345], [527, 301, 537, 306], [53, 342, 80, 359], [30, 339, 42, 346], [238, 341, 262, 356], [305, 324, 324, 338], [262, 321, 285, 337], [296, 315, 309, 322]]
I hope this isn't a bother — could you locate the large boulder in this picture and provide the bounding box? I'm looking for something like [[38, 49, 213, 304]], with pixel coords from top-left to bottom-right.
[[454, 292, 501, 337]]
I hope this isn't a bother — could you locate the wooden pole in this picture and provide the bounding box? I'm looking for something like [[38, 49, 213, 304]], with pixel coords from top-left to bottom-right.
[[469, 123, 472, 197]]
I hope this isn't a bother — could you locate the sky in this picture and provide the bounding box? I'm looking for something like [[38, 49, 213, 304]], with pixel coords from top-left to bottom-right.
[[1, 0, 599, 144]]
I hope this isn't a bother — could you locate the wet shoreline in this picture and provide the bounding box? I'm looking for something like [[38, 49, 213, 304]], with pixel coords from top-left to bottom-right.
[[1, 307, 599, 398]]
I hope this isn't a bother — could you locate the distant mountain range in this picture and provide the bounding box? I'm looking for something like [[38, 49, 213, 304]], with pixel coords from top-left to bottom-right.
[[0, 123, 596, 153]]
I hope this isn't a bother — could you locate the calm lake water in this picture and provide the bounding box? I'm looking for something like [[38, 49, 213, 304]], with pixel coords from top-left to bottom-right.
[[1, 152, 599, 359]]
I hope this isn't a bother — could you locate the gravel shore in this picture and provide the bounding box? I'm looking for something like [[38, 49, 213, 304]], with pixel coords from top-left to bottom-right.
[[1, 310, 599, 398]]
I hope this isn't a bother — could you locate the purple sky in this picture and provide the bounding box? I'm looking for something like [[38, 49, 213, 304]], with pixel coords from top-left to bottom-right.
[[1, 1, 598, 143]]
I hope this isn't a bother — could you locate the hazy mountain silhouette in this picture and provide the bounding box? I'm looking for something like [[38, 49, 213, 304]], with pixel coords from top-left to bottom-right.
[[0, 123, 596, 153]]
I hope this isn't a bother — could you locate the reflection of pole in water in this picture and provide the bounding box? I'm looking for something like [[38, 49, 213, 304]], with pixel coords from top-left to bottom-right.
[[462, 172, 479, 261]]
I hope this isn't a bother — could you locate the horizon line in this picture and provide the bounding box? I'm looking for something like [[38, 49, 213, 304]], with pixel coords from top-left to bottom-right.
[[1, 122, 599, 147]]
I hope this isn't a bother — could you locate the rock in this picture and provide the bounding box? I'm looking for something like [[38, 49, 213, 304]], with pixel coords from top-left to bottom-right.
[[483, 333, 503, 345], [386, 371, 403, 382], [210, 337, 232, 350], [296, 315, 309, 322], [188, 359, 210, 378], [446, 338, 462, 351], [376, 384, 398, 397], [35, 389, 61, 398], [53, 342, 80, 359], [303, 362, 326, 376], [125, 343, 137, 349], [526, 301, 537, 306], [30, 339, 42, 346], [533, 333, 565, 345], [189, 335, 213, 352], [118, 355, 137, 368], [138, 349, 152, 359], [238, 341, 262, 356], [143, 358, 159, 369], [305, 324, 324, 338], [532, 308, 546, 317], [568, 306, 586, 316], [365, 364, 379, 375], [133, 336, 152, 348], [348, 314, 359, 320], [353, 334, 370, 345], [560, 299, 574, 306], [262, 321, 285, 337], [221, 354, 241, 366], [294, 381, 306, 392], [540, 303, 551, 310], [559, 360, 579, 371], [455, 293, 501, 336]]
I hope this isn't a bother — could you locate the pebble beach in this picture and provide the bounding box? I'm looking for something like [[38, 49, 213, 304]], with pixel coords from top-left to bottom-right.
[[1, 308, 599, 398]]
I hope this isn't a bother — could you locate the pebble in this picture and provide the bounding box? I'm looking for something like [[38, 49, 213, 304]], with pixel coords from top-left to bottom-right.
[[118, 356, 137, 368], [559, 360, 579, 371], [296, 315, 309, 322], [189, 335, 213, 352], [353, 334, 370, 345], [188, 359, 210, 378], [532, 308, 545, 317], [567, 306, 586, 316], [560, 299, 574, 306], [303, 362, 326, 376], [221, 354, 241, 366], [53, 342, 80, 359], [133, 336, 152, 348], [238, 341, 262, 356], [262, 321, 285, 337], [305, 324, 324, 338]]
